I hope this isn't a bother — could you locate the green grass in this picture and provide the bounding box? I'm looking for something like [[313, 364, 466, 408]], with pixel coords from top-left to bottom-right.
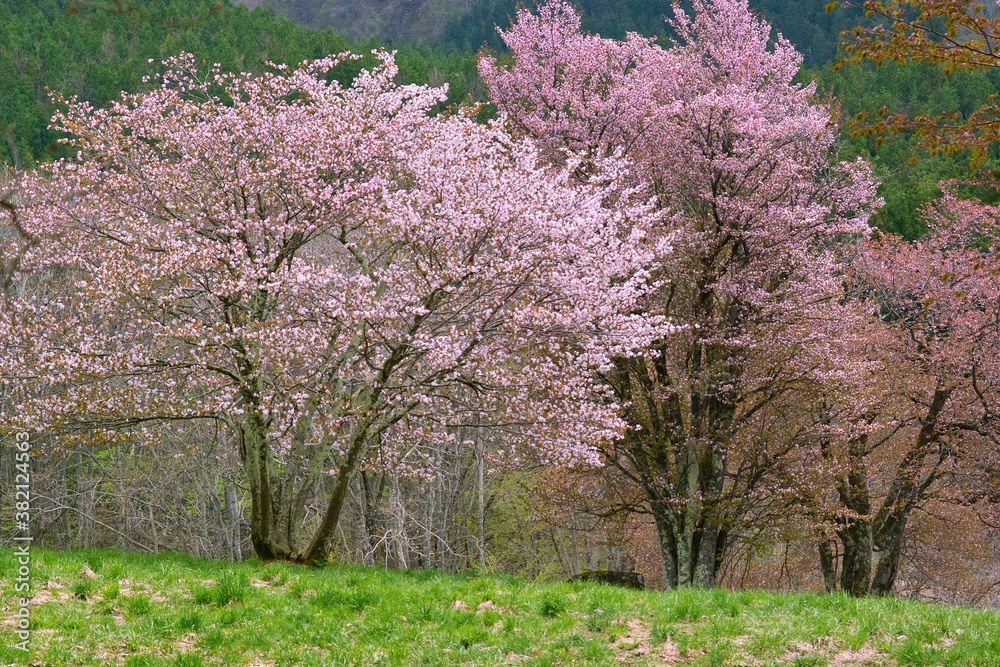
[[1, 548, 999, 665]]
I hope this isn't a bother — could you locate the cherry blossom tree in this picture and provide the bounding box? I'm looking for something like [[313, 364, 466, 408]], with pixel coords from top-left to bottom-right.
[[772, 190, 1000, 597], [819, 193, 1000, 595], [804, 0, 1000, 595], [481, 0, 882, 588], [0, 190, 33, 296], [0, 52, 664, 563]]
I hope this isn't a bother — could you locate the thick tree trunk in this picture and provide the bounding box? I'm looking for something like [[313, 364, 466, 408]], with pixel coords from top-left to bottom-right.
[[651, 499, 679, 589], [611, 344, 736, 591], [241, 413, 289, 560], [651, 496, 725, 590], [236, 335, 407, 564], [273, 403, 332, 555], [695, 448, 726, 589], [868, 386, 950, 594], [838, 520, 873, 597], [871, 514, 907, 595], [298, 423, 373, 564], [675, 437, 728, 589], [819, 387, 951, 596]]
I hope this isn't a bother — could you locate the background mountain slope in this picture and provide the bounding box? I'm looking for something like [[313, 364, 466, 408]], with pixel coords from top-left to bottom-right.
[[0, 0, 479, 167], [243, 0, 863, 65]]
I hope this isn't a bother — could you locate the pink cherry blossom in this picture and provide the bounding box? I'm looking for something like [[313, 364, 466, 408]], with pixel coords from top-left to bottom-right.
[[481, 0, 883, 588], [0, 51, 665, 562]]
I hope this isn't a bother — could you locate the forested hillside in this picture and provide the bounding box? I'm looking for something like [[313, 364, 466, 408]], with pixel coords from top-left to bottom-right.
[[0, 0, 479, 166], [813, 61, 1000, 238], [247, 0, 861, 64]]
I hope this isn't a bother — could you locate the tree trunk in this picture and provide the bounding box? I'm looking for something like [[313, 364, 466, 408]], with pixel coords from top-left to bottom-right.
[[297, 422, 373, 564], [225, 482, 242, 562], [838, 520, 872, 597], [676, 437, 727, 588], [241, 413, 289, 560], [361, 470, 387, 565], [418, 470, 435, 570], [477, 444, 486, 570], [391, 475, 409, 569], [219, 476, 234, 562], [652, 503, 679, 589], [273, 405, 332, 555], [819, 387, 951, 596], [150, 501, 160, 554], [650, 495, 725, 590], [818, 539, 837, 593], [871, 514, 907, 595], [608, 333, 738, 591]]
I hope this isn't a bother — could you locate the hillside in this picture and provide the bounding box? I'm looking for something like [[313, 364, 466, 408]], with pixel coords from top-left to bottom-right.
[[239, 0, 864, 65], [0, 0, 479, 166], [2, 547, 1000, 666]]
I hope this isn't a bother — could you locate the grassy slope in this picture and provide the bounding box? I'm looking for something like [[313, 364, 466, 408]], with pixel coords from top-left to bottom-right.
[[1, 549, 999, 666]]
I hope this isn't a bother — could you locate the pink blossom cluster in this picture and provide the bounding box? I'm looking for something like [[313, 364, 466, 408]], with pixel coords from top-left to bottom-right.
[[481, 0, 883, 435], [0, 50, 668, 477]]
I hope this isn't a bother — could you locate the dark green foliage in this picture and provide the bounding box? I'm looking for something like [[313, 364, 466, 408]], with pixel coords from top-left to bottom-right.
[[754, 0, 864, 66], [0, 0, 348, 165], [0, 0, 486, 169], [810, 60, 1000, 238], [443, 0, 676, 53], [260, 0, 858, 67]]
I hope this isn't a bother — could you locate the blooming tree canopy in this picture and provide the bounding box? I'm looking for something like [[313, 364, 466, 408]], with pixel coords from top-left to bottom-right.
[[823, 193, 1000, 594], [481, 0, 882, 588], [0, 52, 665, 562]]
